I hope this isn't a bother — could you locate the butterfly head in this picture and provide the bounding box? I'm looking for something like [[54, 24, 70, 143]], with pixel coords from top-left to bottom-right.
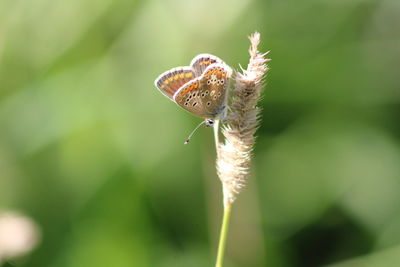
[[205, 119, 214, 127]]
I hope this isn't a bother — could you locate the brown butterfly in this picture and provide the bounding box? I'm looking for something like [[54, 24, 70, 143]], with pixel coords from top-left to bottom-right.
[[154, 54, 232, 129]]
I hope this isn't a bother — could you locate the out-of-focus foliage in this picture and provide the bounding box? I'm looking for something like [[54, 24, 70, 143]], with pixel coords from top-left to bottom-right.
[[0, 0, 399, 266]]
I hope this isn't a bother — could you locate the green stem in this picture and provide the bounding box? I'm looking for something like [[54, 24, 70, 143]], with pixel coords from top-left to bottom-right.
[[213, 119, 220, 152], [215, 201, 232, 267]]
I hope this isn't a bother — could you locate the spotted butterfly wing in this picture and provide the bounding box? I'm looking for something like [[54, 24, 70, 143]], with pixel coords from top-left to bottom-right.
[[154, 67, 196, 99], [190, 54, 224, 76], [174, 64, 232, 119]]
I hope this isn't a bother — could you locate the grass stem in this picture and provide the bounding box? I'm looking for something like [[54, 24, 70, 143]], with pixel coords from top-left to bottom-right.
[[215, 201, 232, 267]]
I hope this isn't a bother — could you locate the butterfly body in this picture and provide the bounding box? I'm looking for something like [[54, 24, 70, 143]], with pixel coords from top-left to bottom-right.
[[154, 54, 232, 122]]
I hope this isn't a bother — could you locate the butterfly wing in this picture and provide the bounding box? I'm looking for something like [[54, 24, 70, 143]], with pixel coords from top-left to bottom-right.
[[190, 54, 225, 76], [154, 67, 196, 99], [174, 64, 232, 119]]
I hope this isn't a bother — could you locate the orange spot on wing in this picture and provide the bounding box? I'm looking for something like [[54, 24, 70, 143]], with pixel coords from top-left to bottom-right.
[[185, 73, 193, 78], [174, 75, 179, 80], [164, 80, 169, 84], [194, 83, 198, 89], [206, 70, 214, 76], [179, 73, 185, 78], [180, 86, 190, 96], [168, 77, 173, 82]]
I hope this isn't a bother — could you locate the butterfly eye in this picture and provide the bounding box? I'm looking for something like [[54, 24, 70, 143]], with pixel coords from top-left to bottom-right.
[[205, 119, 214, 126]]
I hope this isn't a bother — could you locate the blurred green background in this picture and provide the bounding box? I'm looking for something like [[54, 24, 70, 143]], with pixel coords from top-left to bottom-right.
[[1, 0, 400, 266]]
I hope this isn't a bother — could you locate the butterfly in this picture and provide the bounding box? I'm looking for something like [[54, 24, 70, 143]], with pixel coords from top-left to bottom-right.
[[154, 54, 232, 129]]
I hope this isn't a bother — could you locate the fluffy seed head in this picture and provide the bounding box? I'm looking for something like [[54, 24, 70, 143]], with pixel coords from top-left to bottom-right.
[[216, 32, 270, 206]]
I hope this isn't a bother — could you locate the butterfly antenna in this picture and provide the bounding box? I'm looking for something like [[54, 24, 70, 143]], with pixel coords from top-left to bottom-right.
[[184, 121, 206, 145]]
